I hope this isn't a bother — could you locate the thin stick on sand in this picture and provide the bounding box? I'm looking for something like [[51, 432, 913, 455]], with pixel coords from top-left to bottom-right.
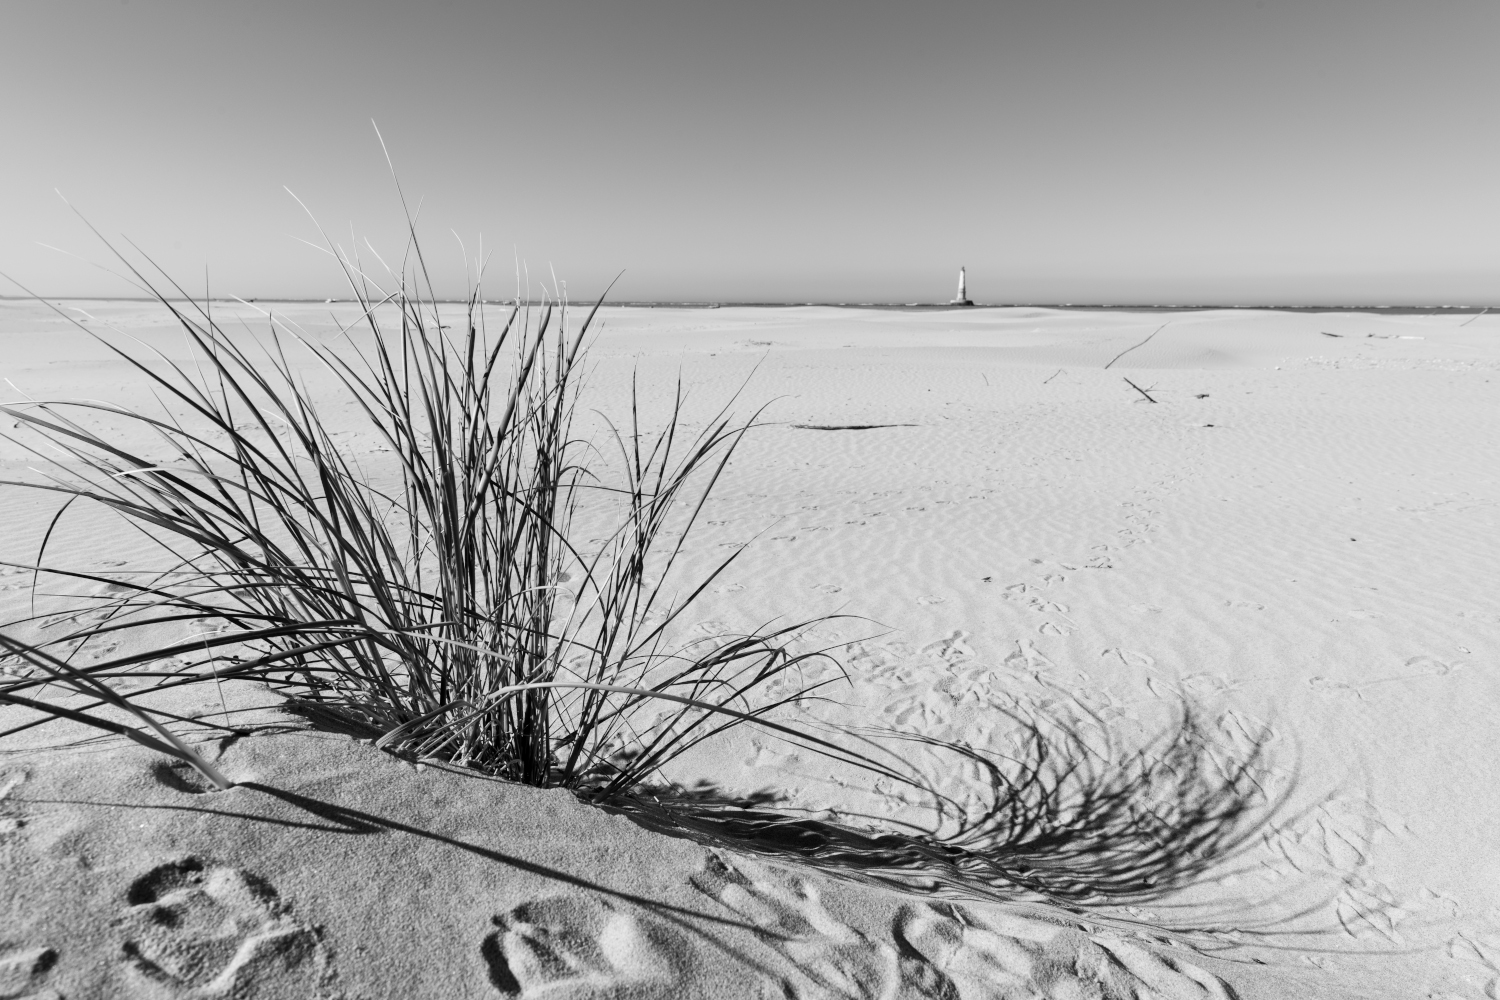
[[1104, 323, 1170, 369], [1123, 377, 1158, 403]]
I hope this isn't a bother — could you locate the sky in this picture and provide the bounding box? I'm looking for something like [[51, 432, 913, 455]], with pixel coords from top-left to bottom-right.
[[3, 0, 1498, 305]]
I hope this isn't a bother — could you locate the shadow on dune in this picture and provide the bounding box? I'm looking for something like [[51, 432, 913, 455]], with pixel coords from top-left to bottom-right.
[[9, 766, 794, 988], [595, 705, 1316, 938]]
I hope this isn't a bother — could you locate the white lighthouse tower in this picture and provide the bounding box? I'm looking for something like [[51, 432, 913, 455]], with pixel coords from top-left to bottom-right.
[[951, 267, 974, 306]]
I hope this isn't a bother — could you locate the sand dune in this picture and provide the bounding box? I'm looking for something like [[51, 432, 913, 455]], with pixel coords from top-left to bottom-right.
[[3, 301, 1498, 998]]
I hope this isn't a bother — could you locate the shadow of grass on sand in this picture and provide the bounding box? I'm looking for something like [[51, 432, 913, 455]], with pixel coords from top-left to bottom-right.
[[596, 705, 1307, 939], [0, 209, 1311, 958]]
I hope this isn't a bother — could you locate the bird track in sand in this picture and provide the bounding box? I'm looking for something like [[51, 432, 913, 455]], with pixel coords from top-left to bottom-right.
[[695, 853, 1238, 1000]]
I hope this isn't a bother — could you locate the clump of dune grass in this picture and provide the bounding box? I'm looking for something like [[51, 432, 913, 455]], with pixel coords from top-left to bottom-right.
[[0, 215, 1292, 931], [0, 219, 884, 797]]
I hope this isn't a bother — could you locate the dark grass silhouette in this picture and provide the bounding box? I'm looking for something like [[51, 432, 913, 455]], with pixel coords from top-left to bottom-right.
[[605, 705, 1309, 940], [0, 183, 1297, 933], [0, 205, 874, 798]]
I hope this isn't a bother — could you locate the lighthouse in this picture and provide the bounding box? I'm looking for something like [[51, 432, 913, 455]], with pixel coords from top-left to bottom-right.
[[951, 267, 974, 307]]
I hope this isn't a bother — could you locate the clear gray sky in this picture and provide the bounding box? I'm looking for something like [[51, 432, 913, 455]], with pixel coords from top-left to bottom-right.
[[4, 0, 1498, 304]]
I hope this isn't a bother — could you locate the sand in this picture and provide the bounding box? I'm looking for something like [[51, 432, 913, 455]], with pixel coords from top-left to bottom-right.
[[2, 300, 1498, 998]]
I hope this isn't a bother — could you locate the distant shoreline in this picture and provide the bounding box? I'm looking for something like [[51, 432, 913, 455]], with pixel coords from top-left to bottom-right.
[[1, 297, 1494, 315]]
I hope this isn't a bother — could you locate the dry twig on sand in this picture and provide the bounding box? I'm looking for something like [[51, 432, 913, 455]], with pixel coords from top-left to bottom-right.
[[1103, 323, 1169, 370]]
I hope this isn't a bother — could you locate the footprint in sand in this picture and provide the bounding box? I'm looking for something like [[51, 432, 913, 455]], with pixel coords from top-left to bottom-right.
[[692, 620, 733, 638], [898, 902, 1236, 1000], [1447, 927, 1500, 997], [150, 759, 221, 796], [1102, 648, 1156, 671], [482, 895, 687, 999], [0, 945, 58, 999], [87, 639, 121, 660], [1305, 676, 1363, 700], [920, 631, 974, 663], [692, 855, 906, 999], [0, 767, 29, 838], [935, 669, 991, 706], [1334, 875, 1411, 944], [745, 738, 802, 769], [880, 691, 946, 730], [1259, 795, 1415, 940], [1002, 640, 1055, 675], [693, 854, 1236, 1000], [118, 856, 331, 998]]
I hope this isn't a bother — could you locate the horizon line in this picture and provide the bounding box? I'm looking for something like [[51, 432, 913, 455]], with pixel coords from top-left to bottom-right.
[[1, 296, 1496, 314]]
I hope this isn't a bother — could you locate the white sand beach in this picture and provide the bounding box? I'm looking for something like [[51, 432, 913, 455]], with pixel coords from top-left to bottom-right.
[[3, 300, 1499, 999]]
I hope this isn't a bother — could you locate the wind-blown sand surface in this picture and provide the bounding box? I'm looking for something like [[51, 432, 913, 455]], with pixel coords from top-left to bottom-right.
[[2, 300, 1498, 998]]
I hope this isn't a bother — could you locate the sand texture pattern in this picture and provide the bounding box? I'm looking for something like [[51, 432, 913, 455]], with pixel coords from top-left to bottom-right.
[[3, 301, 1499, 998]]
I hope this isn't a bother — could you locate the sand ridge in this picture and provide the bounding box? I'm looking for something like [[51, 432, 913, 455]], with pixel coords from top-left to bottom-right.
[[0, 727, 1290, 999]]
